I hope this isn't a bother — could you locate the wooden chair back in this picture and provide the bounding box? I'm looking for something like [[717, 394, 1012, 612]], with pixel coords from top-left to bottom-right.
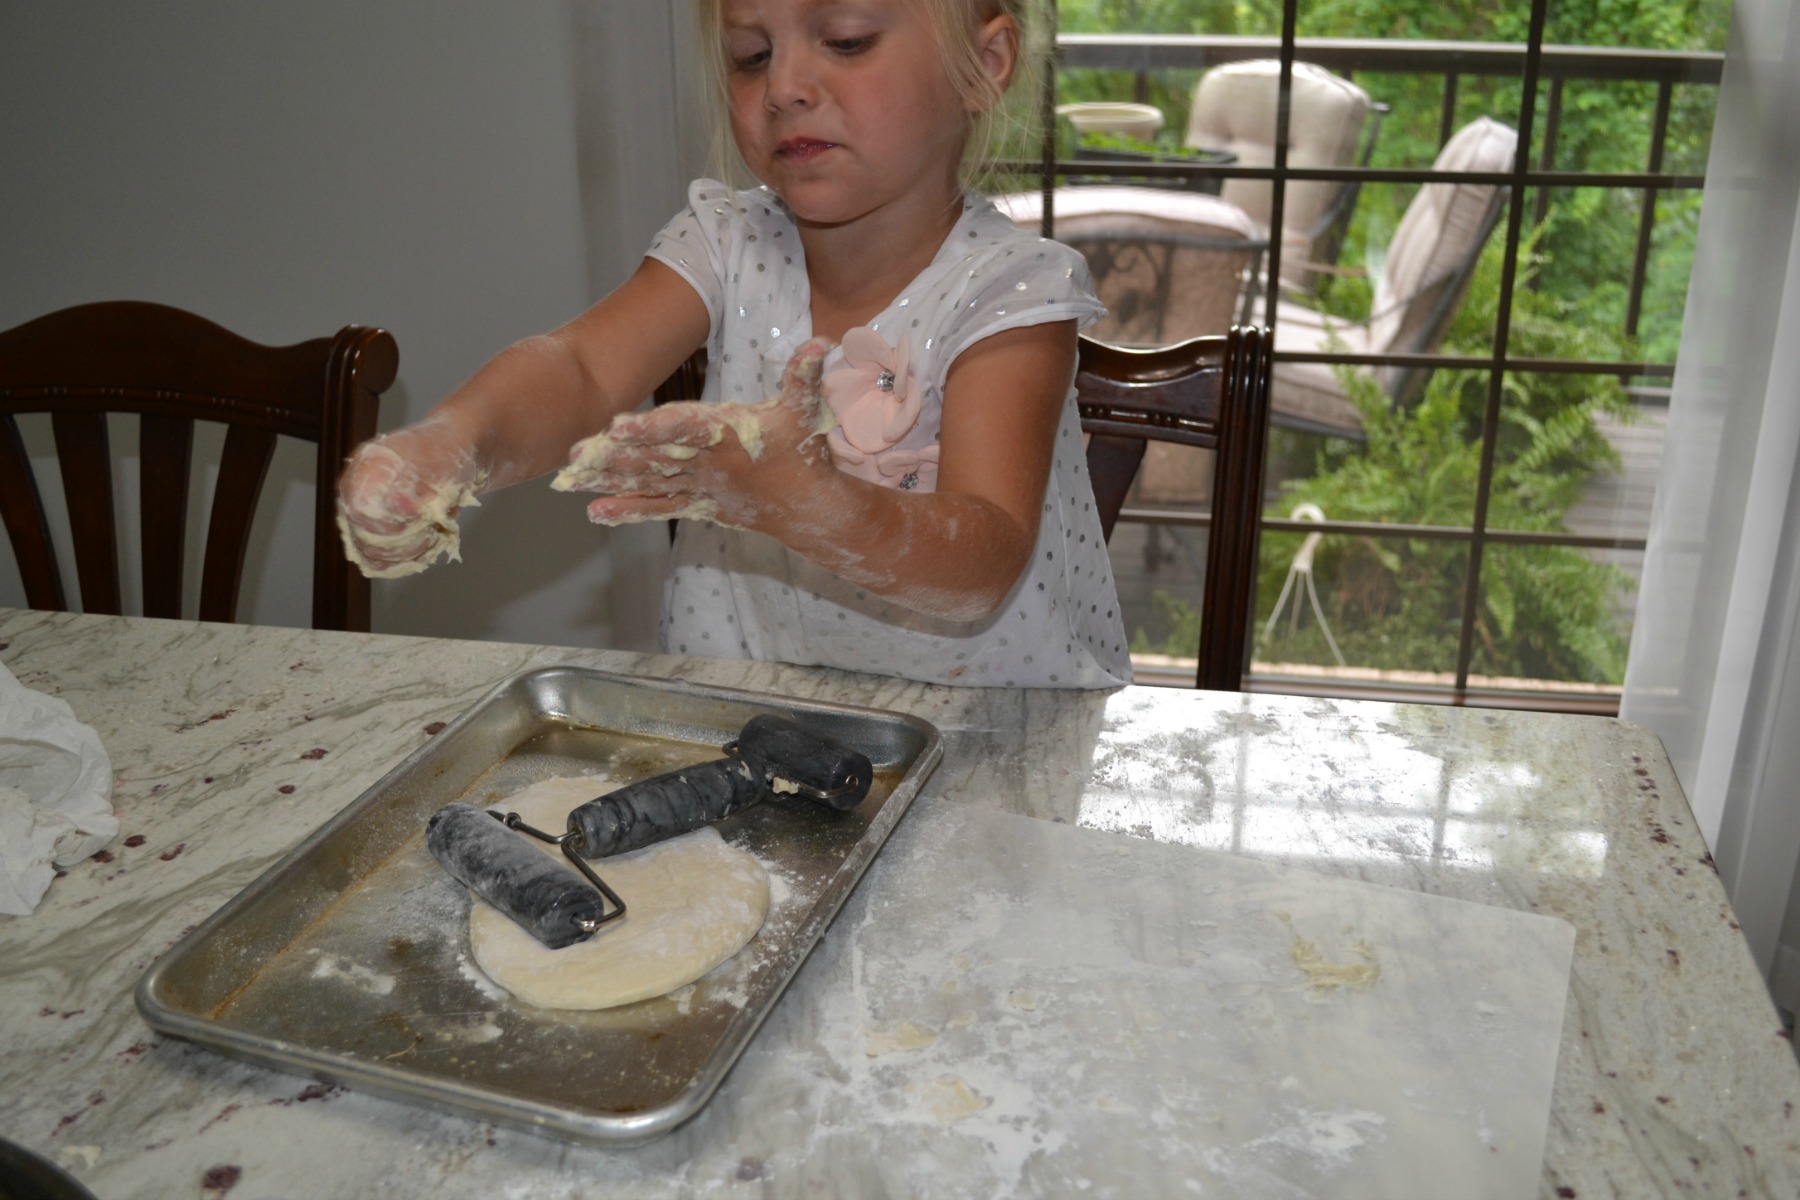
[[0, 301, 397, 631], [1078, 326, 1273, 691], [653, 348, 708, 410], [651, 349, 711, 543]]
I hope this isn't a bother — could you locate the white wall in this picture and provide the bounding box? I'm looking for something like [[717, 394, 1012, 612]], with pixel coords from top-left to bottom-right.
[[0, 2, 702, 651]]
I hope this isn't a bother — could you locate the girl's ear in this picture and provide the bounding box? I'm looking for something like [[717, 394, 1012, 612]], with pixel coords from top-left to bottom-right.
[[967, 13, 1019, 113]]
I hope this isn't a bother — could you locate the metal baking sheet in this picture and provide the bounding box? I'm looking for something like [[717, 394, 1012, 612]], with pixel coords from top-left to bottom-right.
[[136, 667, 942, 1146]]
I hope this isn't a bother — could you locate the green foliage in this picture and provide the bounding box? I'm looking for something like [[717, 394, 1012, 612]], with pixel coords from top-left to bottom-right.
[[1055, 1, 1235, 136], [1059, 0, 1243, 36], [1251, 383, 1634, 684], [1072, 130, 1214, 156], [1057, 0, 1725, 361], [1063, 0, 1717, 686], [1132, 227, 1639, 684], [1256, 233, 1637, 685], [1130, 589, 1203, 658], [1306, 0, 1722, 359]]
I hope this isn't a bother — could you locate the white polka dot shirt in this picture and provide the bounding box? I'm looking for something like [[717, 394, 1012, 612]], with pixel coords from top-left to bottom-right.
[[645, 180, 1132, 688]]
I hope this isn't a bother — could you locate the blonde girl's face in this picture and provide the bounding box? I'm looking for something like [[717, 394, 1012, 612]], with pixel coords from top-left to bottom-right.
[[720, 0, 1005, 228]]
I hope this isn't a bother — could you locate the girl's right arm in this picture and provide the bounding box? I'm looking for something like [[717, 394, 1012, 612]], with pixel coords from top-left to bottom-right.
[[336, 258, 711, 576]]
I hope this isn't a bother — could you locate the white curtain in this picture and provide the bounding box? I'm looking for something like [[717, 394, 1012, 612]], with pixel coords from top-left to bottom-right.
[[1620, 0, 1800, 999]]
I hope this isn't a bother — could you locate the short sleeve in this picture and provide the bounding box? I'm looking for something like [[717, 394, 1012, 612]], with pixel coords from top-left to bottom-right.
[[936, 206, 1107, 365], [644, 179, 744, 345]]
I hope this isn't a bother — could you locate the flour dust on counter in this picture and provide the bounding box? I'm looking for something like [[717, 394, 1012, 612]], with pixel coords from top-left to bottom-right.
[[467, 776, 771, 1010], [712, 798, 1576, 1200]]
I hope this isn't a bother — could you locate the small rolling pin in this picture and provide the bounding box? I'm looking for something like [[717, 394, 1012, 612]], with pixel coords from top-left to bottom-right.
[[425, 715, 872, 948], [570, 714, 872, 856], [425, 802, 620, 950]]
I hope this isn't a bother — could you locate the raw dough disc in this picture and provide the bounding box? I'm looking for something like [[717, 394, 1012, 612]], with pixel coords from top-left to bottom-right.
[[467, 776, 771, 1010]]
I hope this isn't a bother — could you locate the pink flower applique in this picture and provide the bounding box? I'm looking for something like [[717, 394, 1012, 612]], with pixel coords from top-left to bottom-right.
[[823, 327, 927, 488]]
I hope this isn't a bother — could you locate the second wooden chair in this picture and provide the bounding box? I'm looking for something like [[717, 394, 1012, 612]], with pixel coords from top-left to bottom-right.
[[1078, 326, 1273, 691], [0, 301, 397, 631]]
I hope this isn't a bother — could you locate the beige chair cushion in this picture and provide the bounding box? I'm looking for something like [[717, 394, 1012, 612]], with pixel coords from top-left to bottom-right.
[[1269, 297, 1374, 436], [1269, 117, 1518, 437], [1184, 60, 1371, 283], [1369, 116, 1517, 354]]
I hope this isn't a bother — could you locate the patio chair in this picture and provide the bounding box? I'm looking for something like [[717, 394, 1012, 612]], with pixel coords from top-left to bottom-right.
[[1184, 60, 1384, 292], [1271, 116, 1518, 438], [1078, 326, 1273, 691], [993, 186, 1264, 342], [0, 301, 397, 630], [998, 186, 1272, 515]]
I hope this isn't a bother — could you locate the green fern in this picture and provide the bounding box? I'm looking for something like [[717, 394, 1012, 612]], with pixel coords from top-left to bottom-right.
[[1136, 216, 1638, 686]]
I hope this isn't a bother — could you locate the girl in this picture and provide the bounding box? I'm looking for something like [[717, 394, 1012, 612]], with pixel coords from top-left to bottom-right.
[[337, 0, 1130, 688]]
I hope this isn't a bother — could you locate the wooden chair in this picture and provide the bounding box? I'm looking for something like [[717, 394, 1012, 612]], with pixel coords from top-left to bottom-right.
[[653, 347, 708, 411], [0, 301, 398, 631], [1079, 325, 1273, 691], [652, 349, 710, 543]]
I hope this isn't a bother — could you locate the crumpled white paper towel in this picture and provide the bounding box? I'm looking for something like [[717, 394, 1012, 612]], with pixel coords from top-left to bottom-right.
[[0, 658, 117, 916]]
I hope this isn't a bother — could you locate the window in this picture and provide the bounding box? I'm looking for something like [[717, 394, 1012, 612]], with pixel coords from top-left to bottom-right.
[[993, 0, 1728, 712]]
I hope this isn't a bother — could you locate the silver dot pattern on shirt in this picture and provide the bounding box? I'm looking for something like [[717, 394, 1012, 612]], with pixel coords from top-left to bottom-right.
[[647, 183, 1122, 687]]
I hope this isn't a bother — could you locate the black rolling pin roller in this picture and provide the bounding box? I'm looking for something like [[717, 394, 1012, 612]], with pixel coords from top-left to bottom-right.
[[569, 714, 873, 856], [425, 802, 614, 950]]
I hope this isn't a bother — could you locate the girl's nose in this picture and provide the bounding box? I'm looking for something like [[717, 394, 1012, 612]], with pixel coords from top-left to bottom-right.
[[763, 48, 817, 112]]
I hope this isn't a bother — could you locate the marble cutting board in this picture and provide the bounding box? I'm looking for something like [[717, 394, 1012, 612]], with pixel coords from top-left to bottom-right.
[[718, 796, 1577, 1199]]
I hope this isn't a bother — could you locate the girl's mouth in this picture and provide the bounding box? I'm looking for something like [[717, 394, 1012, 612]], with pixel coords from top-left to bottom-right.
[[776, 138, 835, 162]]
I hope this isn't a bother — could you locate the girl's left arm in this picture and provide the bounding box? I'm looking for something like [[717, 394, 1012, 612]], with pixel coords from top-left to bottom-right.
[[576, 320, 1076, 622]]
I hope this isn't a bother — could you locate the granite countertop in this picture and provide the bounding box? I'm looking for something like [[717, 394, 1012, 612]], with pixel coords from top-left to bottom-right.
[[1, 609, 1795, 1198]]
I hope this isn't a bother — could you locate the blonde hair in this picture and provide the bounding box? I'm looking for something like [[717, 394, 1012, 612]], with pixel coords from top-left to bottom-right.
[[694, 0, 1048, 190]]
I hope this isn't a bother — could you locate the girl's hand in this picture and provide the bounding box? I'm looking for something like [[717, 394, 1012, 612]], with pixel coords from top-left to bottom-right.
[[554, 340, 835, 530], [335, 421, 489, 578]]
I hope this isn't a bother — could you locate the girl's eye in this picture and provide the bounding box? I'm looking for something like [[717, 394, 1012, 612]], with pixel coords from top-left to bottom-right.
[[825, 34, 877, 56], [731, 48, 770, 71]]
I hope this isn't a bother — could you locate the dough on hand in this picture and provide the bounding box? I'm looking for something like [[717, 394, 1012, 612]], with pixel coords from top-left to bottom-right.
[[338, 448, 482, 580], [467, 776, 770, 1010], [550, 386, 839, 495], [552, 400, 772, 496]]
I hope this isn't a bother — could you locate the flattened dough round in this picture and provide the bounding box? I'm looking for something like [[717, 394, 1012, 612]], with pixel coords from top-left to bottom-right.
[[468, 776, 770, 1010]]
